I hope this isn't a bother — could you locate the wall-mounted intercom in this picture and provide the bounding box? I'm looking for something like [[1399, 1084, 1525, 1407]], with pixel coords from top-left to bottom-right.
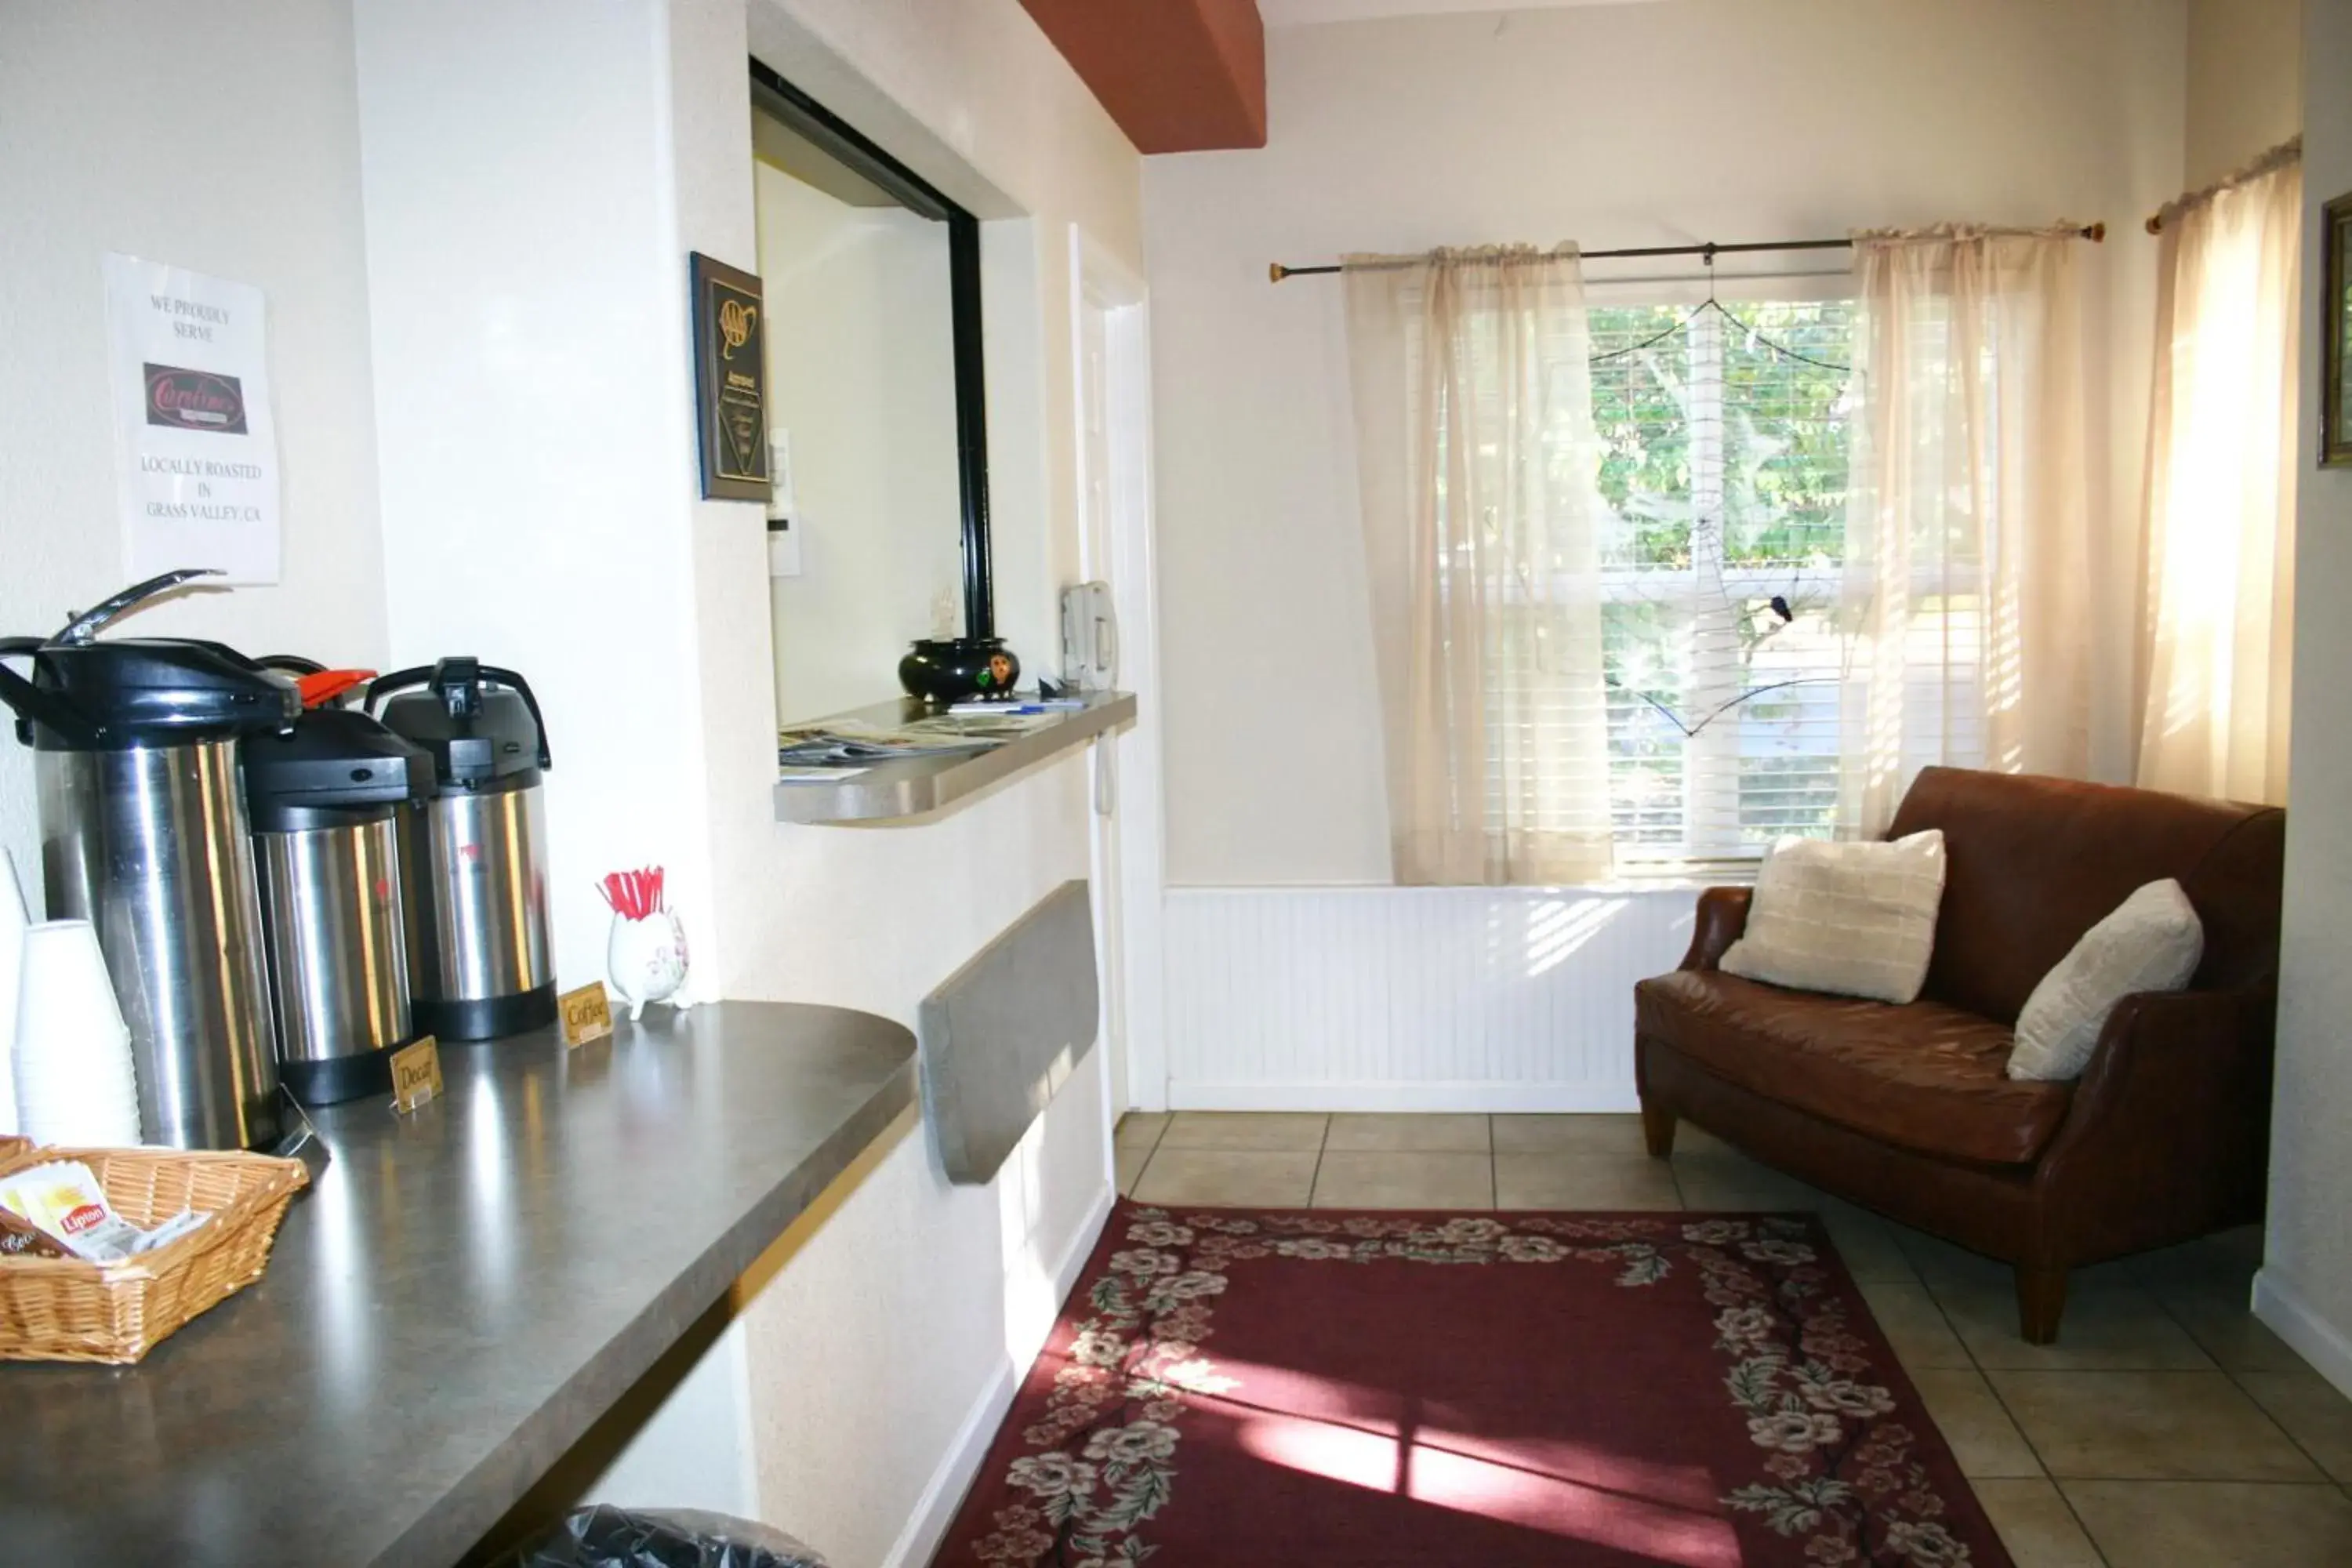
[[1060, 581, 1116, 691]]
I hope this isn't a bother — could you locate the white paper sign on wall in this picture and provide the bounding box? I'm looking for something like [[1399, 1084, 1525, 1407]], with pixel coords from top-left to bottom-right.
[[102, 253, 282, 585]]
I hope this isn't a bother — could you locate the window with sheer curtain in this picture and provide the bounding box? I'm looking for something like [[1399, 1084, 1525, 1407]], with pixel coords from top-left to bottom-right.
[[1345, 245, 1613, 886], [1577, 299, 1857, 866], [2135, 141, 2300, 805], [1415, 286, 2063, 868], [1348, 234, 2086, 887], [1835, 227, 2092, 838], [1350, 273, 1868, 879]]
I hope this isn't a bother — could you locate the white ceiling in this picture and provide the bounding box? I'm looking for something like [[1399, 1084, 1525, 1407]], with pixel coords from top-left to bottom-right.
[[1258, 0, 1661, 27]]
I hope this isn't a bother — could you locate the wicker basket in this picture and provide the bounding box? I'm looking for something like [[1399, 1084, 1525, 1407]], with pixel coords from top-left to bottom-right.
[[0, 1137, 310, 1363]]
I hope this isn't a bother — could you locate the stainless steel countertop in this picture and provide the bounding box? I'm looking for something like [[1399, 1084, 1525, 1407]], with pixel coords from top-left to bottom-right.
[[773, 691, 1136, 824], [0, 1001, 917, 1567]]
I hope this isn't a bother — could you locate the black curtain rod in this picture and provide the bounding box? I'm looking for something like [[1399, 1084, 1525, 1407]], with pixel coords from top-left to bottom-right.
[[1267, 225, 2106, 282]]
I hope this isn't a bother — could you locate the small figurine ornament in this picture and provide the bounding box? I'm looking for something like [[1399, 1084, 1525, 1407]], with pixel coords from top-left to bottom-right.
[[598, 866, 691, 1021]]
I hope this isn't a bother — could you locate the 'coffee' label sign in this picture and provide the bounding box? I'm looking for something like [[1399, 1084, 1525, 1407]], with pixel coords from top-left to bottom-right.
[[557, 984, 614, 1049]]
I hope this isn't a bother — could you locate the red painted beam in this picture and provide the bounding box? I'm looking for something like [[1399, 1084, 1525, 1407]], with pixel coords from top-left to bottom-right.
[[1020, 0, 1267, 154]]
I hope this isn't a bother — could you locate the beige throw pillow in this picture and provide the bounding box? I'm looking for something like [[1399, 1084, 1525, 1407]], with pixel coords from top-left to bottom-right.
[[2007, 879, 2204, 1083], [1720, 830, 1947, 1004]]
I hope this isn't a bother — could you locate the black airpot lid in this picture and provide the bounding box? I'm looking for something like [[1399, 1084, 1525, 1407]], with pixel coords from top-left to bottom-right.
[[2, 570, 301, 752], [5, 637, 299, 752], [243, 707, 436, 833], [369, 658, 550, 794]]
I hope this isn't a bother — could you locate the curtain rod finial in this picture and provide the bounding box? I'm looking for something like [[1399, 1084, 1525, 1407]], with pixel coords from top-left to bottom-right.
[[2144, 213, 2164, 235], [1269, 262, 1289, 283], [2086, 221, 2107, 242]]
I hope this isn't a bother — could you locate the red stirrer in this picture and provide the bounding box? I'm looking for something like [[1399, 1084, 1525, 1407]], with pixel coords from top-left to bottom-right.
[[597, 866, 666, 921]]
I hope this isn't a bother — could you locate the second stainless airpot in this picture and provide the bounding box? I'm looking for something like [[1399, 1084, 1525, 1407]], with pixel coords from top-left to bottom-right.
[[366, 658, 556, 1040]]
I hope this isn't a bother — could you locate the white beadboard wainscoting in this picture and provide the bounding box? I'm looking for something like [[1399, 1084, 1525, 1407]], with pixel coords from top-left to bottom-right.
[[1163, 886, 1704, 1112]]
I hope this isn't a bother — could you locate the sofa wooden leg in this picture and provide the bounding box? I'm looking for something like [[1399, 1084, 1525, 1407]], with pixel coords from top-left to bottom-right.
[[2016, 1264, 2068, 1345], [1640, 1103, 1677, 1159]]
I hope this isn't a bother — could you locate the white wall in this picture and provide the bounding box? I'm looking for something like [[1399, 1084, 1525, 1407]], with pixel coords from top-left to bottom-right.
[[5, 0, 1132, 1555], [2185, 0, 2304, 188], [355, 0, 732, 993], [2257, 0, 2352, 1401], [1146, 0, 2187, 887], [725, 9, 1142, 1555], [746, 0, 1149, 691], [702, 2, 1143, 1040], [0, 0, 389, 895], [356, 1, 1142, 1559], [742, 1054, 1112, 1567], [757, 162, 962, 720]]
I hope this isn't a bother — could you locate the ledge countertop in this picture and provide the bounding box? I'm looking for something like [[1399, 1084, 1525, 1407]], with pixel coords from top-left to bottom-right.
[[774, 690, 1136, 825], [0, 1000, 917, 1568]]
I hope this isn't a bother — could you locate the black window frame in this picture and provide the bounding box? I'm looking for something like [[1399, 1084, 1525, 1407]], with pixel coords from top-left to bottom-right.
[[749, 60, 996, 641]]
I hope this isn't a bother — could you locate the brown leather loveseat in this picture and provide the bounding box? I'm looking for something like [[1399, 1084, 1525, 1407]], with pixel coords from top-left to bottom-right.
[[1634, 767, 2285, 1342]]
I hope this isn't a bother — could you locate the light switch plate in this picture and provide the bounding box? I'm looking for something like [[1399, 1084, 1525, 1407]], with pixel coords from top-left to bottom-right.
[[765, 428, 796, 520], [767, 517, 802, 577]]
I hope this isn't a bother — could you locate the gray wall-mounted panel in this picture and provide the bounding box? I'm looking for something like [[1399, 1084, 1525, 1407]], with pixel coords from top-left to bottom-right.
[[918, 879, 1098, 1185]]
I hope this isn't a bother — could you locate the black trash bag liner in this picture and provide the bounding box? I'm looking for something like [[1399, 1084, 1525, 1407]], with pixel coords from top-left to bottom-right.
[[509, 1505, 829, 1568]]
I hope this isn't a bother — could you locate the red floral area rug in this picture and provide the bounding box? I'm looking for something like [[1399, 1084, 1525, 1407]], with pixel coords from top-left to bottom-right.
[[932, 1203, 2009, 1567]]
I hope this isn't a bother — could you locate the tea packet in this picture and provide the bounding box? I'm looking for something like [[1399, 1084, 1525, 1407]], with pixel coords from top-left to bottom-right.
[[0, 1160, 208, 1264]]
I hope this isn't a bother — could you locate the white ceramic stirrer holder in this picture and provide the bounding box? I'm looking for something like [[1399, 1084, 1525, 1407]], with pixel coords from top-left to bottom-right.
[[607, 909, 691, 1022]]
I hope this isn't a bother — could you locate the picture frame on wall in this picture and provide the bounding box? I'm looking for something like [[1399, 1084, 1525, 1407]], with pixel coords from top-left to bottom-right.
[[2327, 191, 2352, 470], [689, 252, 771, 501]]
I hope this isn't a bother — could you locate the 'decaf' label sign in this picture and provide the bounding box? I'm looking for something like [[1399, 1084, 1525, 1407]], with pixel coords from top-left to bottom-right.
[[390, 1036, 444, 1115], [102, 252, 282, 585]]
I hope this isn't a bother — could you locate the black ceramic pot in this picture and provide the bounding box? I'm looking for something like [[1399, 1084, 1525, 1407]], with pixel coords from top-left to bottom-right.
[[898, 637, 1021, 703]]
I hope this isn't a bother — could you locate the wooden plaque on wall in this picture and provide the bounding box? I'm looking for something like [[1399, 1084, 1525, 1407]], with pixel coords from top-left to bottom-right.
[[689, 252, 771, 501], [2326, 192, 2352, 470]]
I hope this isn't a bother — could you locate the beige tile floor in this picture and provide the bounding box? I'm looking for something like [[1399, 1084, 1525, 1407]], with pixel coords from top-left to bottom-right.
[[1113, 1109, 2352, 1566]]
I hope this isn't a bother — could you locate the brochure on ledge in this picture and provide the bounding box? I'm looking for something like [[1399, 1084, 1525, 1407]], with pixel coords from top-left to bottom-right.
[[776, 710, 1060, 772]]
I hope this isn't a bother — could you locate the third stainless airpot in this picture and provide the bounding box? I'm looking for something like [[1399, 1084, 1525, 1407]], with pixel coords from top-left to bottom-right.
[[365, 659, 557, 1040]]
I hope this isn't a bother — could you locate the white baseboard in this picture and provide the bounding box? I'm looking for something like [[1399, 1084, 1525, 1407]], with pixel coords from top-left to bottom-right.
[[1170, 1080, 1642, 1113], [1058, 1180, 1119, 1294], [883, 1179, 1116, 1568], [2252, 1265, 2352, 1400], [883, 1359, 1015, 1568]]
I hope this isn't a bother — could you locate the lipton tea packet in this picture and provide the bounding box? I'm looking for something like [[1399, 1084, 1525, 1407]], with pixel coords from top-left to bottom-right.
[[0, 1160, 208, 1264]]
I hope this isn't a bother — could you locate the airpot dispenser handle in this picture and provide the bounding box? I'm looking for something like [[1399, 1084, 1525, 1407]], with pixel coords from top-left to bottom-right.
[[56, 568, 223, 646]]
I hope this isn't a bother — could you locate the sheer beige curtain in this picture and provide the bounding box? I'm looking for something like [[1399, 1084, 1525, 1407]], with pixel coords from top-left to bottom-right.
[[1344, 245, 1612, 884], [1838, 226, 2092, 837], [2135, 140, 2301, 805]]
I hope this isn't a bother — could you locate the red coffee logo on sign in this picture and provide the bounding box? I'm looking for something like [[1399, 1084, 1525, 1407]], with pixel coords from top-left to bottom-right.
[[143, 364, 249, 434]]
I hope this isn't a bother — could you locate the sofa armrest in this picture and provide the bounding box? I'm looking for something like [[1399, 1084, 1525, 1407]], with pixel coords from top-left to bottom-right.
[[1679, 887, 1753, 971], [2033, 988, 2278, 1246]]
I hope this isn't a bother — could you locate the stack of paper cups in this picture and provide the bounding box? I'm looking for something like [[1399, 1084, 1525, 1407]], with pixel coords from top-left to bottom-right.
[[0, 848, 24, 1135], [12, 920, 142, 1146]]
